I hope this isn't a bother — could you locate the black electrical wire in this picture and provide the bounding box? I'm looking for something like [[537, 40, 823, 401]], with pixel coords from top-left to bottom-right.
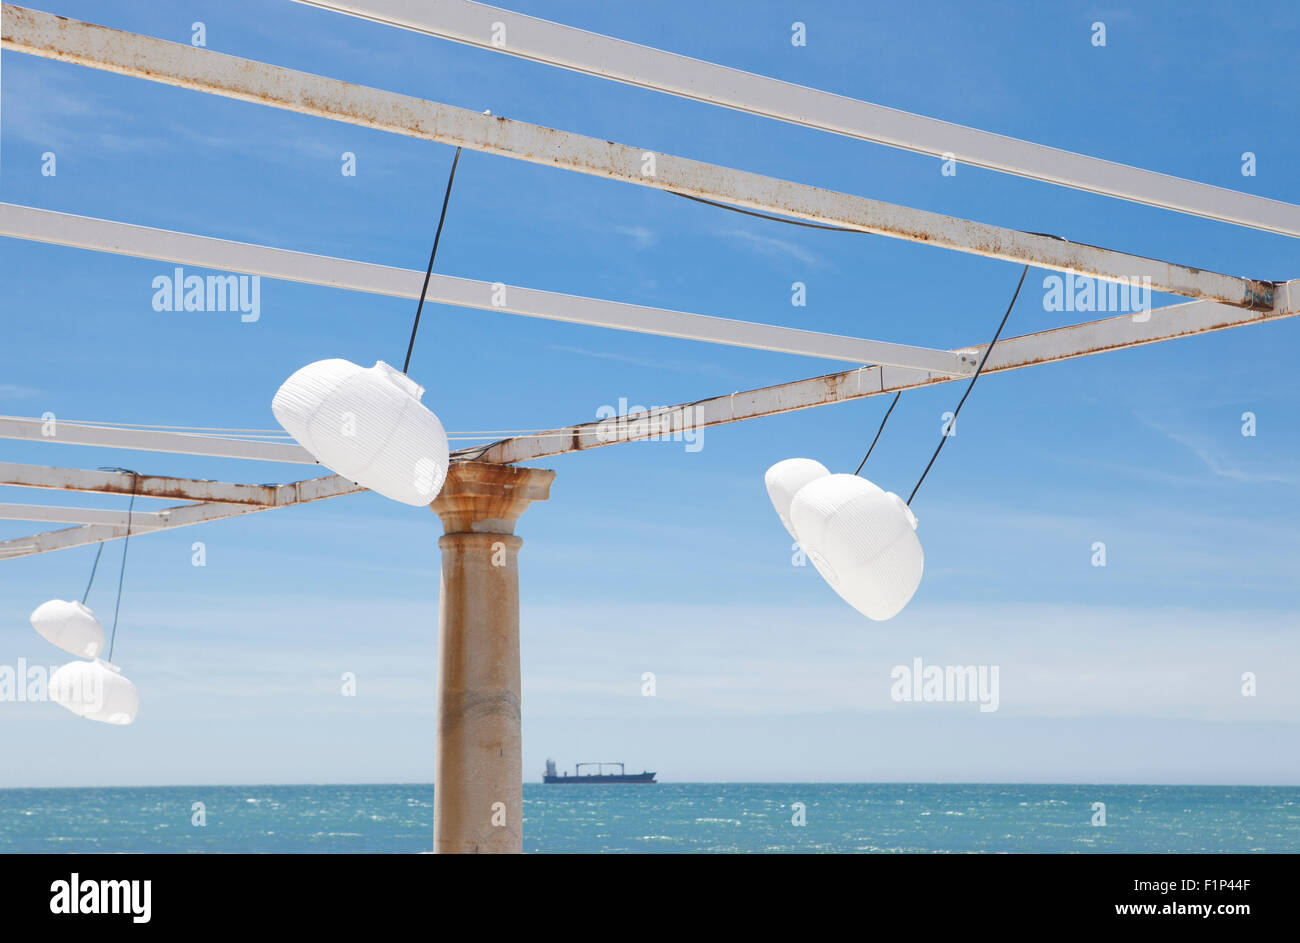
[[81, 542, 104, 605], [672, 194, 1080, 249], [82, 465, 135, 606], [666, 193, 1042, 497], [853, 391, 900, 476], [672, 192, 859, 232], [906, 264, 1029, 505], [674, 191, 1078, 248], [104, 470, 139, 663], [403, 146, 463, 375]]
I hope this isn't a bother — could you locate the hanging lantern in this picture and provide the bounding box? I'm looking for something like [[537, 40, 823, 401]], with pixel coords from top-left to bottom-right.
[[49, 659, 139, 725], [272, 359, 450, 506], [789, 473, 924, 621], [30, 599, 105, 658], [764, 458, 830, 539]]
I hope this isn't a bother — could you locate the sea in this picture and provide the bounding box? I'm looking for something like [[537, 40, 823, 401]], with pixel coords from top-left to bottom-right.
[[1, 783, 1296, 853]]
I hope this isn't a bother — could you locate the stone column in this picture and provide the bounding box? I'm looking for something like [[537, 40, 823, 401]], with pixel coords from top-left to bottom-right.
[[430, 461, 554, 854]]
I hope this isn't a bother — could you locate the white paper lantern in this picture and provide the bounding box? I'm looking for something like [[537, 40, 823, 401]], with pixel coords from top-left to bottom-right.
[[764, 458, 830, 539], [272, 359, 450, 506], [49, 659, 139, 725], [790, 473, 924, 621], [30, 599, 105, 658]]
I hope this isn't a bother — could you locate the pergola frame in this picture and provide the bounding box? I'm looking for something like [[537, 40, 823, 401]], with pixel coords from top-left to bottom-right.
[[0, 1, 1296, 557], [294, 0, 1300, 238], [4, 0, 1298, 855], [0, 5, 1278, 310]]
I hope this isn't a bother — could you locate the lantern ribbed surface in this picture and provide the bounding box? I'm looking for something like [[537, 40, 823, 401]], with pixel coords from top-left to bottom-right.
[[272, 359, 449, 506], [764, 458, 830, 539], [790, 473, 924, 621], [30, 599, 105, 658], [49, 659, 139, 725]]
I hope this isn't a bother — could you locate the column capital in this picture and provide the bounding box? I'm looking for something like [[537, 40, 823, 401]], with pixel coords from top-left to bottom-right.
[[430, 461, 555, 535]]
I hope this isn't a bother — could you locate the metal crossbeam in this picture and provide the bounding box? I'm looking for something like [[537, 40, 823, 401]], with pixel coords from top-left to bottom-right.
[[0, 415, 317, 464], [0, 203, 973, 376], [0, 473, 365, 559], [476, 281, 1300, 464], [3, 282, 1293, 475], [0, 6, 1275, 309], [294, 0, 1300, 238], [0, 461, 296, 504], [0, 503, 166, 528]]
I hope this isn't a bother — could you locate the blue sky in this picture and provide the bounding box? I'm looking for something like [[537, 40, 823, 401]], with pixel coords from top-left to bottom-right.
[[1, 0, 1298, 786]]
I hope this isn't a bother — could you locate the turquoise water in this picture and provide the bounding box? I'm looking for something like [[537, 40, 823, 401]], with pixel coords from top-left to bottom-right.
[[1, 783, 1296, 853]]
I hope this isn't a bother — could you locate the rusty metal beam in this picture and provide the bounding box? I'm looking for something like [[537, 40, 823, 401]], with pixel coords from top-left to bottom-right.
[[0, 461, 287, 504], [0, 203, 974, 376], [0, 473, 365, 559], [474, 280, 1300, 464], [3, 283, 1295, 557], [3, 276, 1296, 470], [296, 0, 1300, 239], [0, 5, 1275, 309]]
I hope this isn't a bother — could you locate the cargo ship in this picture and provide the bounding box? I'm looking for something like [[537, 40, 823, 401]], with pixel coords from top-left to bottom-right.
[[543, 759, 656, 784]]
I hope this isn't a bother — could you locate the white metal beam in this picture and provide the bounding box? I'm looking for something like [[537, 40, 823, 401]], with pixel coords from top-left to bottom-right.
[[0, 414, 513, 464], [0, 202, 972, 375], [0, 6, 1276, 309], [0, 415, 318, 464], [295, 0, 1300, 239], [0, 503, 166, 528]]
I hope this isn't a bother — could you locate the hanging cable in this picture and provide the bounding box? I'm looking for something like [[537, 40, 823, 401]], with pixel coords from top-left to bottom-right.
[[671, 192, 1074, 246], [403, 146, 463, 374], [81, 542, 105, 605], [104, 469, 139, 663], [853, 391, 901, 475], [671, 195, 1031, 490], [672, 192, 860, 232], [907, 265, 1029, 505]]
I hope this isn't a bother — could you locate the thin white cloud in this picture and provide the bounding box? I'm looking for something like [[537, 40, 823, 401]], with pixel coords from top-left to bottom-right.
[[717, 227, 825, 269], [2, 66, 156, 154], [1143, 418, 1297, 485], [545, 344, 740, 378], [0, 385, 40, 400], [613, 224, 657, 250]]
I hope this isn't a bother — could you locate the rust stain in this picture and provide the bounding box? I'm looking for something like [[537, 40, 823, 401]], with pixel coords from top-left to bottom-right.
[[21, 471, 277, 505]]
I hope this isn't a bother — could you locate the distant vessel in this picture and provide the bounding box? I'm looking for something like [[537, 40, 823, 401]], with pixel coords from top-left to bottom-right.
[[543, 759, 656, 784]]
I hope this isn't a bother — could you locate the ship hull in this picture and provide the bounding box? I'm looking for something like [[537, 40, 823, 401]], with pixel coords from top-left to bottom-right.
[[543, 772, 656, 784]]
